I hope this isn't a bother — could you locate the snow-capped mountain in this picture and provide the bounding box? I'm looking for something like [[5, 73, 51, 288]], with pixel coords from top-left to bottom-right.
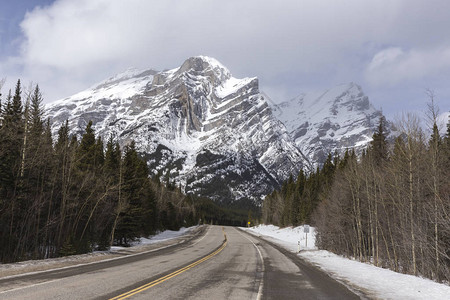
[[46, 56, 390, 203], [269, 83, 387, 166], [47, 56, 306, 203]]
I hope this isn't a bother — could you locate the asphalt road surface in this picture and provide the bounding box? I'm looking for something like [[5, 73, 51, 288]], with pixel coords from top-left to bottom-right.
[[0, 226, 361, 299]]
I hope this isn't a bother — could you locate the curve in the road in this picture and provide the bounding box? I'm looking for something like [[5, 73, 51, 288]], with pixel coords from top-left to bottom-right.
[[236, 229, 265, 300], [109, 229, 228, 300]]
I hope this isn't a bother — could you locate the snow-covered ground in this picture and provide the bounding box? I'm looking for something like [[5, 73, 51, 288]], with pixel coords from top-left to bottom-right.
[[243, 225, 450, 300], [110, 227, 194, 251]]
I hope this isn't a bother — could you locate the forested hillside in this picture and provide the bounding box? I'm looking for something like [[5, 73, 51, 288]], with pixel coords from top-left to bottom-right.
[[0, 80, 252, 263], [261, 153, 337, 227], [263, 113, 450, 283]]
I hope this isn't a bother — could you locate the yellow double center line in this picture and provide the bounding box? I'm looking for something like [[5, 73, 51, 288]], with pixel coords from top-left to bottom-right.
[[110, 232, 227, 300]]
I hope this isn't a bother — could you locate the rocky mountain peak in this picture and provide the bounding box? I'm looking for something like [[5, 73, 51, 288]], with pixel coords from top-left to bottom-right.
[[270, 82, 387, 167], [177, 56, 231, 84], [46, 56, 305, 204], [45, 56, 389, 203]]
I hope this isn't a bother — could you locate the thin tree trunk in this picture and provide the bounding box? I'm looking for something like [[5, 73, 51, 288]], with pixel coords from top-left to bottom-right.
[[20, 101, 29, 178], [408, 144, 417, 275], [110, 159, 123, 247], [366, 172, 375, 263]]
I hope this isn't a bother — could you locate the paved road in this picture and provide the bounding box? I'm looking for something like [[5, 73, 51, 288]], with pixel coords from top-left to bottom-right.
[[0, 226, 360, 299]]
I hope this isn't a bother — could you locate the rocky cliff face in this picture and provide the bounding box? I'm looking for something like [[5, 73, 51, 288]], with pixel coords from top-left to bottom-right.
[[47, 57, 391, 203], [269, 83, 390, 167], [47, 56, 306, 203]]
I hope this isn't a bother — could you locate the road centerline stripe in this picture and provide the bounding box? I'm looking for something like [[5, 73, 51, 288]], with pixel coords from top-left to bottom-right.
[[109, 231, 227, 300]]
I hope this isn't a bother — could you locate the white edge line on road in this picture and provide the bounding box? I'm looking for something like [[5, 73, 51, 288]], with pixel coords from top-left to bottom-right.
[[0, 278, 63, 295], [236, 228, 264, 300], [190, 225, 210, 246], [1, 226, 207, 281]]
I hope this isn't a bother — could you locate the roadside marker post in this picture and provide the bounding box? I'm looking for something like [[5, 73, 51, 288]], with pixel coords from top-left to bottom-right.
[[304, 225, 310, 249]]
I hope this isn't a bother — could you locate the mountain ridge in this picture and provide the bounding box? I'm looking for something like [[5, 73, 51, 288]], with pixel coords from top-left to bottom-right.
[[46, 56, 387, 203], [269, 82, 389, 166], [47, 56, 306, 203]]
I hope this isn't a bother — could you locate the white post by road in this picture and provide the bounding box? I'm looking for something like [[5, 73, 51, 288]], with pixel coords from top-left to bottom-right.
[[304, 225, 310, 249]]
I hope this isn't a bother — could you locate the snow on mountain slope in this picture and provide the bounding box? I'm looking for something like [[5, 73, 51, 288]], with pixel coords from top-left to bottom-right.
[[46, 57, 392, 202], [47, 56, 306, 203], [270, 83, 387, 167]]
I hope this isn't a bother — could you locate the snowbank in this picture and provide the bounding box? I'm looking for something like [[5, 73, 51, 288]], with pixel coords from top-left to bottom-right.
[[243, 224, 316, 252], [243, 225, 450, 300], [110, 226, 196, 251]]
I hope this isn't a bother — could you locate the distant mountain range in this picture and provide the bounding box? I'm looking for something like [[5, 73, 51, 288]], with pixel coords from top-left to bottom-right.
[[269, 82, 387, 165], [46, 56, 389, 203]]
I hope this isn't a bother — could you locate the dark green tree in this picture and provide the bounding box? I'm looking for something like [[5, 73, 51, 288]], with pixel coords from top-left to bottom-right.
[[104, 135, 121, 183], [76, 121, 97, 171], [115, 141, 155, 245], [370, 116, 388, 164], [0, 80, 25, 261]]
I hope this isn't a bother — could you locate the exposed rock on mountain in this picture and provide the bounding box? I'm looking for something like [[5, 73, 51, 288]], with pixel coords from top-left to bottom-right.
[[47, 56, 306, 203], [47, 57, 392, 203], [269, 83, 389, 167]]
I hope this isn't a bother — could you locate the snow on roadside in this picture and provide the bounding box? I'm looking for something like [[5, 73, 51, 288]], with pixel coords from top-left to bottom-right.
[[243, 224, 316, 252], [1, 226, 197, 277], [243, 225, 450, 300], [109, 226, 196, 251]]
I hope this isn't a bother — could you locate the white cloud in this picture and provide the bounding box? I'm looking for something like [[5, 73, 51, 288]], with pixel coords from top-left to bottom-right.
[[0, 0, 449, 116], [365, 46, 450, 86], [12, 0, 392, 100]]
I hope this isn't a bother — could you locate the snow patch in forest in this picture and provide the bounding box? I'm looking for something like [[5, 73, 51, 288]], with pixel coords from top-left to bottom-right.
[[243, 224, 450, 300]]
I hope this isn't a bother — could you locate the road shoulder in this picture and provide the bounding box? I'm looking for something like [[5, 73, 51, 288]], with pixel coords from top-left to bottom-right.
[[0, 226, 206, 279]]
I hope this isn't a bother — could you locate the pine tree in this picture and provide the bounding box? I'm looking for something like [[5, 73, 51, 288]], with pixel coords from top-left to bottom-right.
[[0, 81, 25, 261], [321, 153, 336, 189], [294, 169, 306, 224], [429, 122, 441, 148], [370, 116, 388, 164], [11, 80, 23, 124], [72, 121, 106, 253], [93, 136, 104, 171], [54, 120, 74, 251], [29, 85, 44, 138], [0, 81, 25, 192], [104, 135, 121, 183], [339, 149, 350, 170], [115, 141, 143, 244], [76, 121, 97, 172], [55, 120, 69, 152], [446, 115, 450, 143], [100, 135, 122, 249]]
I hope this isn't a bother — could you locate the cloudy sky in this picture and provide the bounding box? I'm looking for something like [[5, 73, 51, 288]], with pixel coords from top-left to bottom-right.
[[1, 0, 449, 123]]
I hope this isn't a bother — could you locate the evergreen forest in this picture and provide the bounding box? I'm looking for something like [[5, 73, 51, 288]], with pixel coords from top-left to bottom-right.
[[0, 80, 251, 263]]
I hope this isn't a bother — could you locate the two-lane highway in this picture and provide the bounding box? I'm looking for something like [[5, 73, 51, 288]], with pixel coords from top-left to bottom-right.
[[0, 226, 360, 299]]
